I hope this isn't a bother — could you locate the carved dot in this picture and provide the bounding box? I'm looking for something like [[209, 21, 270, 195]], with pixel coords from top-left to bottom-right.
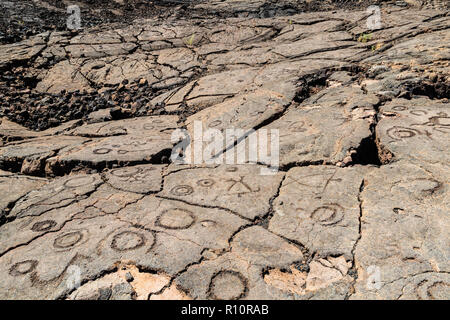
[[53, 231, 83, 249], [171, 185, 193, 196], [197, 179, 215, 187], [156, 209, 196, 230], [64, 176, 96, 188], [31, 220, 57, 232], [9, 260, 38, 276], [110, 231, 147, 252], [310, 204, 344, 226], [208, 271, 248, 300]]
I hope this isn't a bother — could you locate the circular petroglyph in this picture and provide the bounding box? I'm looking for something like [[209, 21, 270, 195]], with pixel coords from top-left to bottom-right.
[[93, 148, 112, 155], [64, 175, 96, 188], [110, 231, 148, 252], [416, 280, 450, 300], [9, 260, 38, 276], [31, 220, 57, 232], [310, 204, 344, 226], [386, 126, 421, 140], [248, 109, 265, 117], [156, 208, 196, 230], [143, 123, 155, 130], [53, 231, 84, 249], [208, 270, 248, 300], [425, 281, 450, 300], [110, 167, 141, 178], [197, 179, 215, 187], [170, 185, 194, 196]]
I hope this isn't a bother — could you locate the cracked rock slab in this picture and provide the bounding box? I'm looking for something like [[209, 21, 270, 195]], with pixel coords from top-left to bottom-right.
[[226, 85, 378, 167], [377, 97, 450, 164], [0, 182, 143, 257], [0, 214, 209, 299], [352, 160, 449, 299], [5, 173, 103, 220], [175, 226, 303, 300], [269, 165, 369, 259]]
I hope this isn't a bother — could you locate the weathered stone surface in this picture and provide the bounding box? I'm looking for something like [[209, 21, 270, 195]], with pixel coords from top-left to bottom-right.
[[351, 160, 449, 299], [5, 173, 103, 220], [0, 118, 82, 142], [0, 182, 143, 256], [0, 37, 46, 69], [231, 226, 303, 267], [184, 90, 288, 158], [0, 172, 47, 219]]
